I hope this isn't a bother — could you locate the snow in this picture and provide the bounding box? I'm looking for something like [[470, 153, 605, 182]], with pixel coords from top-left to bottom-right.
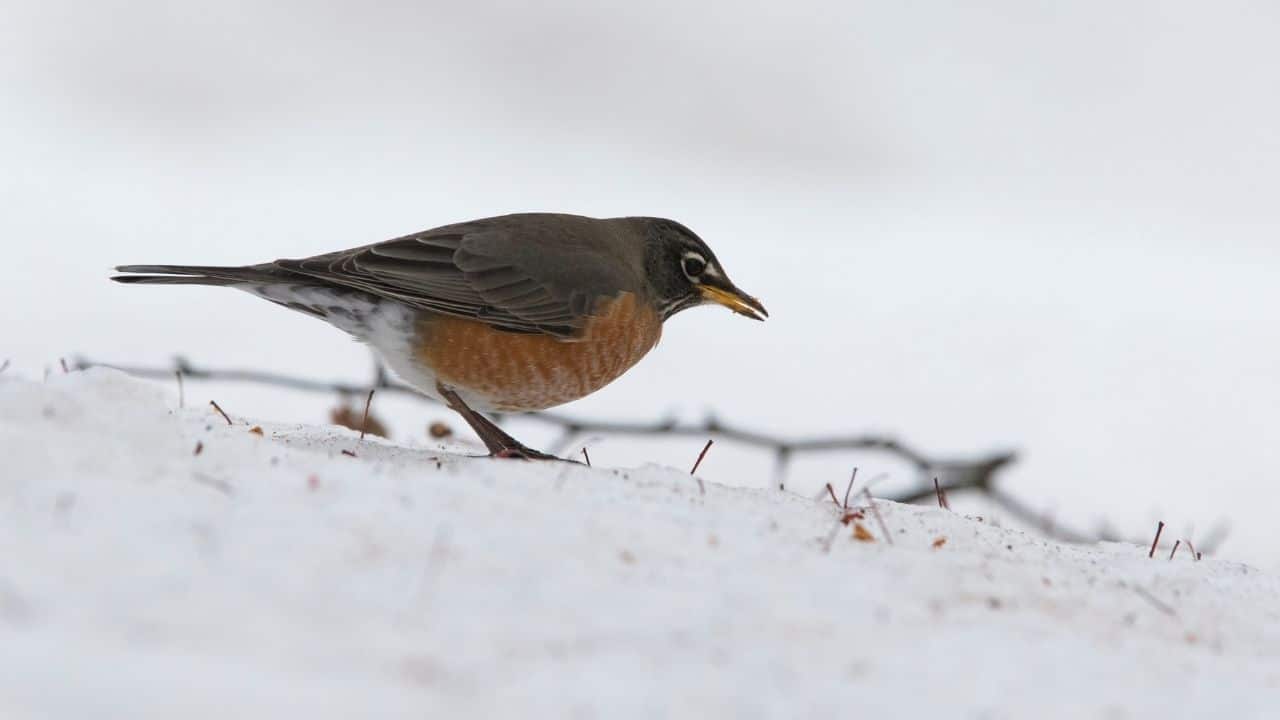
[[3, 369, 1279, 718]]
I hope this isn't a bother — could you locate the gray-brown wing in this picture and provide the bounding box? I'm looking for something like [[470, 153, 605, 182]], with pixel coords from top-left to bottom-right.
[[274, 214, 644, 338]]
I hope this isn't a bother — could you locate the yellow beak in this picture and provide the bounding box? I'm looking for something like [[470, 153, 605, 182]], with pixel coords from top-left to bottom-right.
[[699, 284, 769, 321]]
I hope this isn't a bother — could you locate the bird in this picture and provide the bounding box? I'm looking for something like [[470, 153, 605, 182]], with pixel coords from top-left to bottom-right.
[[113, 212, 767, 459]]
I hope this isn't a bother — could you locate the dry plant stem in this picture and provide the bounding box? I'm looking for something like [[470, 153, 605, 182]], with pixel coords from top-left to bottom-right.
[[581, 447, 592, 467], [934, 477, 951, 510], [75, 357, 1015, 498], [984, 488, 1096, 544], [1148, 521, 1165, 559], [825, 483, 841, 508], [1168, 539, 1181, 560], [76, 356, 1221, 552], [842, 467, 858, 509], [1184, 539, 1202, 561], [60, 358, 69, 373], [359, 388, 375, 441], [175, 370, 185, 408], [862, 489, 894, 545], [690, 439, 714, 475], [687, 439, 713, 495], [209, 400, 232, 426]]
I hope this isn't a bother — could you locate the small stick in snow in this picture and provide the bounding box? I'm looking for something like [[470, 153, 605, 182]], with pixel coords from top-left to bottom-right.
[[862, 489, 893, 545], [359, 388, 375, 441], [842, 467, 859, 510], [1168, 539, 1181, 561], [689, 439, 712, 495], [1148, 520, 1165, 559], [60, 358, 69, 373], [690, 439, 714, 475], [933, 477, 951, 510], [1184, 539, 1202, 561], [209, 400, 233, 426], [581, 447, 592, 467], [825, 483, 841, 509], [175, 370, 185, 408], [341, 449, 357, 457]]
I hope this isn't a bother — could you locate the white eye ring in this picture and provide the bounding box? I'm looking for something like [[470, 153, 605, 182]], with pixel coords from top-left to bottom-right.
[[681, 253, 707, 280]]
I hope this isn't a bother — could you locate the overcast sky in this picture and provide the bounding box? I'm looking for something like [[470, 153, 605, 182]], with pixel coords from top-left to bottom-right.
[[5, 1, 1279, 564]]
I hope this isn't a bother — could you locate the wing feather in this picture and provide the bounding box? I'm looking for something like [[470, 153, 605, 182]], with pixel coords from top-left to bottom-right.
[[273, 214, 643, 338]]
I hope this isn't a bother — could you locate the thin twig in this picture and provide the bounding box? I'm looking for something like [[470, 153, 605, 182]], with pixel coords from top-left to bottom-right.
[[1168, 539, 1181, 560], [862, 489, 893, 545], [690, 439, 714, 475], [688, 439, 712, 495], [842, 467, 858, 510], [1184, 539, 1201, 562], [175, 370, 185, 408], [359, 388, 375, 441], [825, 483, 841, 509], [77, 356, 1200, 551], [60, 358, 69, 374], [934, 477, 951, 510], [209, 400, 232, 426], [1148, 521, 1165, 559], [985, 488, 1096, 544], [72, 357, 1017, 497], [581, 447, 592, 467]]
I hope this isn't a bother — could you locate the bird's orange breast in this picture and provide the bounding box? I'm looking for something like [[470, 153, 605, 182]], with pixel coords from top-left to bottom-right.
[[413, 293, 662, 411]]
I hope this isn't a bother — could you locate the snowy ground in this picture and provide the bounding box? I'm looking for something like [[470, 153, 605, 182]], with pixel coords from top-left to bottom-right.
[[3, 369, 1279, 718]]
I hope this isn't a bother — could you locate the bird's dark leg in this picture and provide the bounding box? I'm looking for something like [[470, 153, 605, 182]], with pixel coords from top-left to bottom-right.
[[435, 383, 564, 461]]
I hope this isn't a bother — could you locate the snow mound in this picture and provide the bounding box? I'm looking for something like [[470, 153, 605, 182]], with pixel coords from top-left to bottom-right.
[[2, 369, 1278, 718]]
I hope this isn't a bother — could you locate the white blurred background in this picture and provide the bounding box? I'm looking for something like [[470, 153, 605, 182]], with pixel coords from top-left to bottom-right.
[[4, 2, 1278, 564]]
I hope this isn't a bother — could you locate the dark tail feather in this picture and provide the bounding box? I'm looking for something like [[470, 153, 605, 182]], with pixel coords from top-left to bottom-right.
[[112, 263, 294, 286]]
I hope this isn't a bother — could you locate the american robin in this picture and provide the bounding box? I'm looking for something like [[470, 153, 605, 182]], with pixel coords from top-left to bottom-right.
[[113, 213, 767, 459]]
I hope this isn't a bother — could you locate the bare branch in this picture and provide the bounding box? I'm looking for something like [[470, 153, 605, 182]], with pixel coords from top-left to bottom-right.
[[73, 355, 1220, 553], [208, 400, 232, 426], [359, 389, 375, 441], [842, 467, 858, 510], [74, 356, 1018, 502], [690, 439, 714, 475], [933, 477, 951, 510], [824, 483, 841, 509]]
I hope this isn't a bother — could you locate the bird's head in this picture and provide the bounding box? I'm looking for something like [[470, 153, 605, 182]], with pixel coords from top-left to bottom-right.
[[640, 218, 768, 322]]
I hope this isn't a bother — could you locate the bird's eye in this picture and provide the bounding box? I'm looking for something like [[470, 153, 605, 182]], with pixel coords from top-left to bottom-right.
[[681, 254, 706, 279]]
